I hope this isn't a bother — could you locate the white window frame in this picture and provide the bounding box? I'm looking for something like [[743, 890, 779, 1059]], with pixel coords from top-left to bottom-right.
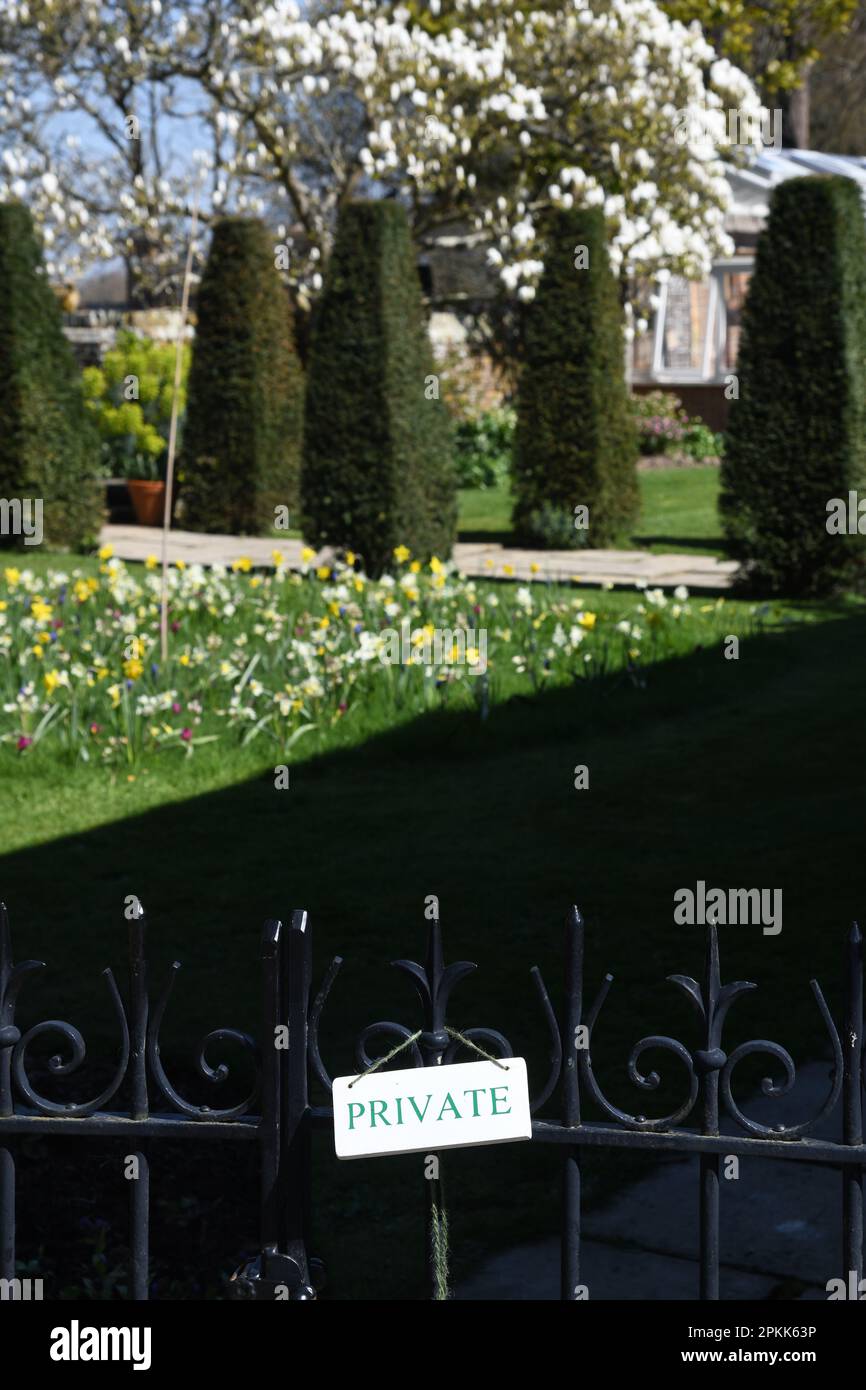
[[638, 257, 754, 386]]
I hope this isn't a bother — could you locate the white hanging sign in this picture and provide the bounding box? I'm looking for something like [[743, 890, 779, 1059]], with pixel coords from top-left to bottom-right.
[[333, 1057, 532, 1160]]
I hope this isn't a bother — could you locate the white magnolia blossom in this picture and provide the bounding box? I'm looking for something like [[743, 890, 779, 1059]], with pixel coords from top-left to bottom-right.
[[0, 0, 763, 309]]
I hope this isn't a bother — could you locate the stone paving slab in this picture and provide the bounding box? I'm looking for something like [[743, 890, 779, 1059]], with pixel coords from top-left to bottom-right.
[[100, 524, 737, 591], [456, 1063, 841, 1301]]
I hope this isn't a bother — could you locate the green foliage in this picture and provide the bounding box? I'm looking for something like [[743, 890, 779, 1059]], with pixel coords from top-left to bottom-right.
[[454, 407, 515, 489], [513, 208, 638, 548], [661, 0, 856, 94], [525, 501, 591, 550], [719, 175, 866, 595], [0, 202, 101, 550], [682, 422, 724, 463], [301, 200, 456, 574], [181, 217, 304, 533], [82, 330, 188, 480]]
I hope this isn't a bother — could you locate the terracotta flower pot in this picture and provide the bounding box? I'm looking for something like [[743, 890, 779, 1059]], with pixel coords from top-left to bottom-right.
[[127, 478, 166, 525], [127, 480, 167, 527]]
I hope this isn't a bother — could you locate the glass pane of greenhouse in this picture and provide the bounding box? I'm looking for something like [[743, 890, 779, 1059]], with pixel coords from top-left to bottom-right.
[[660, 277, 712, 374]]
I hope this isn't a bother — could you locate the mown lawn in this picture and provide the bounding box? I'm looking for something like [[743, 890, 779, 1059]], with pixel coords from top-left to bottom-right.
[[2, 543, 864, 1298], [459, 465, 726, 556]]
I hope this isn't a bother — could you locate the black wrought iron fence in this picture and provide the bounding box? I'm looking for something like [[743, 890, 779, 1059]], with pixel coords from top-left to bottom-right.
[[0, 900, 863, 1300]]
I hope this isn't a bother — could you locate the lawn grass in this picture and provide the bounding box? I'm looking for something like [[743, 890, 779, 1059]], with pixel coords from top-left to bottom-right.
[[458, 465, 726, 556], [2, 551, 864, 1298]]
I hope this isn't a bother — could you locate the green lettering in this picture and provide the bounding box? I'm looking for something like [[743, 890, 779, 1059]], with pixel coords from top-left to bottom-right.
[[490, 1086, 511, 1116], [395, 1096, 404, 1125], [436, 1092, 462, 1121], [347, 1102, 365, 1131], [462, 1087, 485, 1117], [408, 1094, 433, 1123], [370, 1099, 390, 1127]]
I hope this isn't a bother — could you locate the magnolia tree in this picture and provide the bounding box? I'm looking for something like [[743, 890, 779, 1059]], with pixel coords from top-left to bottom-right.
[[0, 0, 763, 325]]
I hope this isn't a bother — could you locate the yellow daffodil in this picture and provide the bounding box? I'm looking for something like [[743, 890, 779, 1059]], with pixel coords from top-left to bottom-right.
[[108, 683, 122, 708], [0, 601, 6, 612], [271, 549, 284, 566], [44, 669, 63, 694], [409, 560, 421, 575], [32, 645, 43, 659], [232, 557, 252, 573], [345, 550, 356, 567], [316, 566, 330, 580], [578, 612, 597, 630], [179, 652, 191, 667], [122, 657, 144, 680], [98, 544, 114, 561], [30, 599, 53, 624], [4, 567, 20, 586], [530, 562, 540, 575], [393, 545, 411, 564], [175, 560, 186, 571], [301, 546, 316, 563], [502, 564, 514, 577], [145, 555, 158, 570], [429, 556, 443, 574]]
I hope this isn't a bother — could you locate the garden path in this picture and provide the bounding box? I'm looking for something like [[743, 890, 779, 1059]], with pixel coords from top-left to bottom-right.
[[101, 524, 737, 591]]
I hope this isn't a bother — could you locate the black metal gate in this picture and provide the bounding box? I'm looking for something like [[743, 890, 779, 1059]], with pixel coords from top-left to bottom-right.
[[1, 901, 863, 1300]]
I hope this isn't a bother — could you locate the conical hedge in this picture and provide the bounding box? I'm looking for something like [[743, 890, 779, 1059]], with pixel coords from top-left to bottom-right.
[[301, 200, 456, 575], [719, 175, 866, 595], [181, 217, 304, 533], [0, 202, 101, 550], [513, 207, 637, 548]]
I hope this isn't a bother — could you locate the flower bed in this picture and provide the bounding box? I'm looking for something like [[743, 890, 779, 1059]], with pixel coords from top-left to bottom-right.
[[1, 546, 757, 767]]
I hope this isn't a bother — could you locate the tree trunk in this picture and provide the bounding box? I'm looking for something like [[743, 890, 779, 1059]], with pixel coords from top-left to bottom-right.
[[787, 61, 813, 149]]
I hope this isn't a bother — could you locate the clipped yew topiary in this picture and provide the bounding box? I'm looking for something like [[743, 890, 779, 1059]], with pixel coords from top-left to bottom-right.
[[0, 202, 101, 550], [181, 217, 304, 533], [720, 175, 866, 595], [512, 207, 638, 548], [301, 200, 456, 575]]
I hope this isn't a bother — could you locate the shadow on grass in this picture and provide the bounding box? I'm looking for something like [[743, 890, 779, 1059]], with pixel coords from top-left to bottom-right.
[[456, 526, 519, 546], [631, 532, 731, 555], [4, 607, 866, 1298]]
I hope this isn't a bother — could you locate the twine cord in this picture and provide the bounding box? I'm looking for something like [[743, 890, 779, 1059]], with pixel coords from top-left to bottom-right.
[[344, 1025, 509, 1303], [347, 1026, 509, 1086]]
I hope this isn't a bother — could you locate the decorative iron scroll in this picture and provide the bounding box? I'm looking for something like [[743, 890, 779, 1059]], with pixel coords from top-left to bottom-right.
[[310, 908, 851, 1140], [310, 917, 562, 1114], [2, 899, 856, 1138], [0, 904, 260, 1120]]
